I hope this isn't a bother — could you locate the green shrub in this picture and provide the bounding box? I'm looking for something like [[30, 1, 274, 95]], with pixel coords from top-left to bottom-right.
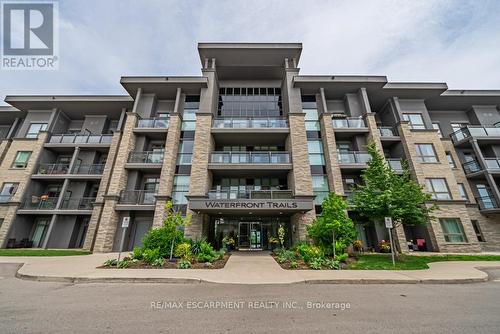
[[142, 248, 161, 265], [297, 244, 323, 263], [309, 257, 323, 270], [290, 260, 298, 269], [177, 259, 191, 269], [323, 258, 340, 269], [197, 241, 218, 263], [277, 250, 293, 264], [131, 246, 143, 260], [175, 242, 193, 261], [335, 253, 349, 263], [141, 221, 184, 258], [152, 258, 165, 267], [189, 238, 206, 255], [103, 258, 117, 267], [117, 260, 130, 268]]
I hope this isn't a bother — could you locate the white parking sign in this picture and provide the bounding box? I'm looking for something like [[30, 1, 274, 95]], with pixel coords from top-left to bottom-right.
[[384, 217, 393, 229]]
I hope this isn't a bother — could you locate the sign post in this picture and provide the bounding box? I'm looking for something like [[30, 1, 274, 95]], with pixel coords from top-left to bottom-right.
[[385, 217, 395, 267], [117, 217, 130, 267]]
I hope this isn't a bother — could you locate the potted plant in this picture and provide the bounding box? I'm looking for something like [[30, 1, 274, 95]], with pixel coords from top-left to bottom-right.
[[222, 236, 235, 251]]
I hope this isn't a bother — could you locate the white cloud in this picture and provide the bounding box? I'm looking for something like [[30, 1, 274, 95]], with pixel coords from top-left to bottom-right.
[[1, 0, 499, 105]]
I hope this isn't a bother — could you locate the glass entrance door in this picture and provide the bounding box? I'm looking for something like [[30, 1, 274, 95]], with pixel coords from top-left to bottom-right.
[[238, 222, 262, 249]]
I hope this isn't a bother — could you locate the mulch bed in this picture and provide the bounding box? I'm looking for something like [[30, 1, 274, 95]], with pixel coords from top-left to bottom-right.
[[272, 254, 355, 270], [98, 253, 231, 269]]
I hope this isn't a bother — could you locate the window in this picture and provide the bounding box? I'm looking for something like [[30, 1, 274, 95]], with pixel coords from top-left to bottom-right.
[[426, 178, 451, 200], [172, 176, 190, 205], [432, 123, 442, 137], [11, 151, 32, 168], [304, 109, 320, 131], [439, 218, 467, 243], [307, 140, 325, 165], [26, 123, 47, 139], [471, 220, 485, 242], [402, 114, 425, 129], [177, 140, 193, 165], [0, 182, 18, 203], [0, 218, 3, 230], [312, 175, 329, 205], [181, 109, 197, 131], [416, 144, 437, 163], [446, 152, 456, 168], [457, 183, 468, 201]]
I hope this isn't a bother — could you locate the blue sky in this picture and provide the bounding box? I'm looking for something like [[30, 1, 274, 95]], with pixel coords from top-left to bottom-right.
[[1, 0, 500, 104]]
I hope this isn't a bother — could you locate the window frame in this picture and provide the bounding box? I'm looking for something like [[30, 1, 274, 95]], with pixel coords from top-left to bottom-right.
[[415, 144, 438, 163], [457, 183, 468, 201], [446, 152, 456, 168], [439, 218, 467, 243], [0, 182, 18, 203], [11, 151, 32, 169], [26, 123, 48, 139], [425, 178, 451, 200], [402, 113, 425, 130]]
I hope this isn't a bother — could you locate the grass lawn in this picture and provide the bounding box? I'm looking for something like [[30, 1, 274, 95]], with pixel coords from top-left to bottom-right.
[[0, 249, 91, 257], [347, 254, 500, 270]]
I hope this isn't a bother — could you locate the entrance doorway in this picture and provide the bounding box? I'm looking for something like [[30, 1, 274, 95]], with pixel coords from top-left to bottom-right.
[[238, 222, 262, 250]]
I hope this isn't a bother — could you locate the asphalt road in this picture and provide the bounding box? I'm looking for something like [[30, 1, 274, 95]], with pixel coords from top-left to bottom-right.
[[1, 263, 499, 334]]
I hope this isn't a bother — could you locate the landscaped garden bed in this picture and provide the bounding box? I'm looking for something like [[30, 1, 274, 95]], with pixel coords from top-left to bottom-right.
[[100, 252, 231, 269]]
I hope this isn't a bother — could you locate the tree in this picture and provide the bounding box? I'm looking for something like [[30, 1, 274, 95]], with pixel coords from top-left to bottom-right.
[[307, 193, 357, 257], [351, 142, 437, 249]]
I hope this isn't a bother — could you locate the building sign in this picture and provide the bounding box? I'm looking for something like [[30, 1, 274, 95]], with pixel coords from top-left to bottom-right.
[[188, 199, 314, 212]]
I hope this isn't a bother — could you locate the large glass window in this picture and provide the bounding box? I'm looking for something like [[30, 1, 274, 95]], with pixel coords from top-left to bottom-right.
[[0, 182, 18, 203], [457, 183, 468, 201], [177, 140, 193, 165], [304, 109, 320, 131], [446, 152, 456, 168], [425, 178, 451, 200], [172, 176, 190, 205], [307, 140, 325, 165], [181, 109, 197, 131], [12, 151, 32, 168], [218, 87, 282, 117], [439, 218, 467, 243], [416, 144, 438, 163], [402, 114, 425, 129], [26, 123, 48, 138], [312, 175, 329, 205]]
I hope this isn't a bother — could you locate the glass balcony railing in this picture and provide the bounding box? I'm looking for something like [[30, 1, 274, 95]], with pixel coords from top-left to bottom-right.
[[387, 158, 403, 171], [72, 164, 105, 175], [338, 151, 372, 164], [208, 189, 293, 200], [484, 158, 500, 170], [210, 151, 290, 164], [476, 195, 499, 210], [462, 160, 482, 174], [332, 118, 366, 128], [136, 118, 169, 129], [37, 163, 70, 175], [213, 118, 288, 129], [20, 197, 58, 210], [49, 133, 113, 144], [128, 151, 164, 164], [60, 197, 95, 210], [119, 190, 157, 205], [379, 127, 397, 137], [451, 126, 500, 142]]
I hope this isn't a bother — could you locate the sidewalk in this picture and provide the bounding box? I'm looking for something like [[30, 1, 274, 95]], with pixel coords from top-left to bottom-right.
[[1, 251, 500, 285]]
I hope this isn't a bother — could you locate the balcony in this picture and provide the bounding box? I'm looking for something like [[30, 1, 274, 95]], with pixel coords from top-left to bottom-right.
[[125, 151, 164, 170], [462, 158, 500, 176], [18, 196, 95, 213], [60, 197, 95, 210], [338, 151, 371, 169], [462, 160, 482, 175], [118, 190, 157, 208], [46, 133, 113, 148], [332, 118, 366, 129], [476, 195, 499, 211], [387, 158, 403, 173], [33, 163, 104, 180], [134, 118, 169, 137], [484, 158, 500, 172], [451, 126, 500, 144], [213, 117, 288, 129], [208, 189, 294, 200], [20, 197, 58, 210], [209, 151, 292, 172]]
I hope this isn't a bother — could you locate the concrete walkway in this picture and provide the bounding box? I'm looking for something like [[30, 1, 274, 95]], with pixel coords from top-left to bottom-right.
[[1, 251, 500, 285]]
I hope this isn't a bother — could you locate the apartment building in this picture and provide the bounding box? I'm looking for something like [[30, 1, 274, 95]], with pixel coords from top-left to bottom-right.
[[0, 43, 498, 253]]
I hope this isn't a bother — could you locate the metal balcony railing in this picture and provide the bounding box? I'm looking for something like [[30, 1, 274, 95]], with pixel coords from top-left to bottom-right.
[[37, 163, 70, 175], [72, 164, 105, 175], [60, 197, 96, 210], [332, 118, 366, 128], [208, 189, 293, 200], [451, 126, 500, 142], [210, 151, 290, 164], [20, 197, 58, 210], [378, 127, 397, 137], [119, 190, 157, 205], [49, 133, 113, 144], [338, 151, 372, 164], [213, 117, 288, 129], [476, 195, 499, 210], [387, 158, 403, 171], [136, 118, 169, 129], [462, 160, 482, 174], [128, 151, 164, 164]]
